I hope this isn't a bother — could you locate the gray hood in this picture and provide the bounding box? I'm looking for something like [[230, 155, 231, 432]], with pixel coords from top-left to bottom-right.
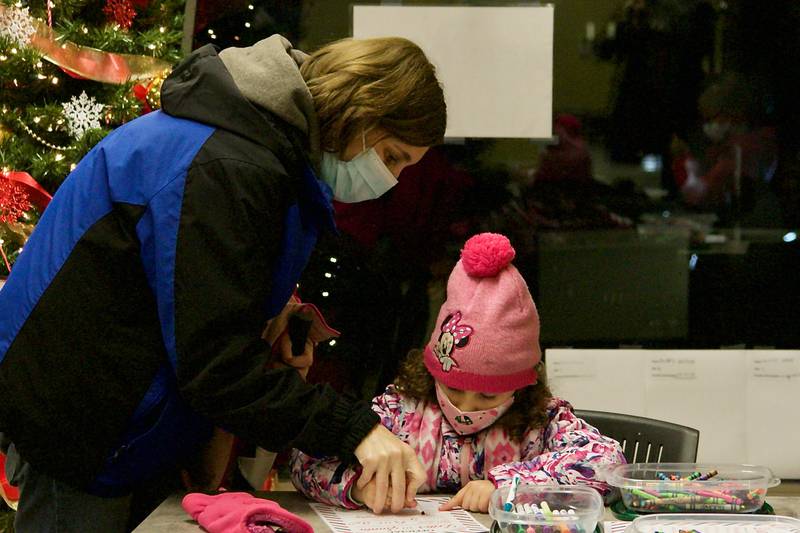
[[219, 35, 320, 160]]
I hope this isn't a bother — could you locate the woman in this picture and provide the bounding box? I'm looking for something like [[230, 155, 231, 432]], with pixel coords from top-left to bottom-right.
[[0, 35, 445, 530]]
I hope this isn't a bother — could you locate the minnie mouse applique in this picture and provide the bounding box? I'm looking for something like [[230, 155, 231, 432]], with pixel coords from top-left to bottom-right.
[[433, 311, 473, 372]]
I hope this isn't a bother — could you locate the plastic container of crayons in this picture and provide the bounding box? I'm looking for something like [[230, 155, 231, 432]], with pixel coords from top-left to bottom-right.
[[606, 463, 780, 514], [627, 513, 800, 533], [488, 484, 603, 533]]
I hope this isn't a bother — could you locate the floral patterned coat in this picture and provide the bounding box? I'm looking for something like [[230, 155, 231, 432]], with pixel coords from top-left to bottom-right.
[[290, 385, 625, 509]]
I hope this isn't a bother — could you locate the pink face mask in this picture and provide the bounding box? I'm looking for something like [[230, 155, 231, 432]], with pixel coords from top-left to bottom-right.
[[435, 382, 514, 435]]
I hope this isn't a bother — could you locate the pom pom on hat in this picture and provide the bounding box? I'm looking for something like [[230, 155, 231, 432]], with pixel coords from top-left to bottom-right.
[[460, 233, 516, 278]]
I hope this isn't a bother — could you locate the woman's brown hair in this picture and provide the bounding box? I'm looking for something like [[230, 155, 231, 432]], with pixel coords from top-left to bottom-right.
[[300, 37, 447, 154], [394, 349, 553, 442]]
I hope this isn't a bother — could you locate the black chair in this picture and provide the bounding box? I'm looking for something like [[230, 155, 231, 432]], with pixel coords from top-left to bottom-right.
[[574, 409, 699, 463]]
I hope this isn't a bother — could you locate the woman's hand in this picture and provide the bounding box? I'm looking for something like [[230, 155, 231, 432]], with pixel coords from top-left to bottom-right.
[[350, 477, 411, 514], [439, 480, 496, 513], [271, 332, 314, 380], [262, 298, 315, 380], [354, 424, 426, 514]]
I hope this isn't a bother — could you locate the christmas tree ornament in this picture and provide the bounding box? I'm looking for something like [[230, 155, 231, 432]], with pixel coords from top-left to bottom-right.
[[62, 91, 105, 139], [0, 451, 19, 509], [0, 4, 35, 48], [16, 118, 71, 151], [0, 179, 32, 224], [1, 170, 53, 212], [103, 0, 137, 30]]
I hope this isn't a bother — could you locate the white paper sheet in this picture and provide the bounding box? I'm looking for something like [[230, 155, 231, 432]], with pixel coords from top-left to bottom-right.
[[645, 350, 747, 463], [310, 496, 488, 533], [547, 349, 646, 416], [745, 351, 800, 477], [352, 5, 553, 139], [545, 349, 800, 477]]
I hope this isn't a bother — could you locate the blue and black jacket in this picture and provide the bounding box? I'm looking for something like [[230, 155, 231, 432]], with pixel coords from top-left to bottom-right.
[[0, 45, 378, 494]]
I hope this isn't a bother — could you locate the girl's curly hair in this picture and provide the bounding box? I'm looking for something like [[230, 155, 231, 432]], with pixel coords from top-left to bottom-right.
[[393, 349, 553, 441]]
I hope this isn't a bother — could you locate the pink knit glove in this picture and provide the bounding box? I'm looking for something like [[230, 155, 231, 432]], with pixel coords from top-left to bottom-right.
[[182, 492, 314, 533]]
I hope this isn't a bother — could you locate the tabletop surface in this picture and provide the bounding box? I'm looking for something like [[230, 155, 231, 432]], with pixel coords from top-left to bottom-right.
[[134, 491, 800, 532]]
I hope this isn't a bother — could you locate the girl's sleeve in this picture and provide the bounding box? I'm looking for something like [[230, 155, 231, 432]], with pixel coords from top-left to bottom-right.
[[487, 400, 626, 497], [290, 387, 407, 508]]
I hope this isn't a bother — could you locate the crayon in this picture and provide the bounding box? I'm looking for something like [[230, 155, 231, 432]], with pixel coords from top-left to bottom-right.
[[697, 469, 718, 481], [696, 490, 742, 504], [630, 489, 658, 500]]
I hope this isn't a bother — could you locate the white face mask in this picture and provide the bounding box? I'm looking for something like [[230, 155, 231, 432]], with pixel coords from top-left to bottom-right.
[[319, 131, 398, 203], [703, 121, 731, 142]]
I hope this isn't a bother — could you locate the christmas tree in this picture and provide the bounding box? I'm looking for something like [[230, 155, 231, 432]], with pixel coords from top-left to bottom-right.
[[0, 0, 185, 276]]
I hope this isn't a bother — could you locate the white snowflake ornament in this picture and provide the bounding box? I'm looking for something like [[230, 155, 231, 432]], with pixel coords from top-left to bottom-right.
[[62, 91, 105, 139], [0, 5, 36, 48]]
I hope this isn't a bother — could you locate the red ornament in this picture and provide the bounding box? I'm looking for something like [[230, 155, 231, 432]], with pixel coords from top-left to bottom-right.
[[132, 82, 153, 114], [0, 179, 32, 224], [103, 0, 137, 29]]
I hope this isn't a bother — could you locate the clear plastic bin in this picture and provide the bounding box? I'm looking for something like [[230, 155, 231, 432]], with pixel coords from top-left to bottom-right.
[[488, 484, 603, 533], [628, 513, 800, 533], [605, 463, 780, 514]]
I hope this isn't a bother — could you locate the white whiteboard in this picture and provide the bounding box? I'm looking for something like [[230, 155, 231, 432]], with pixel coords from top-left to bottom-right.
[[352, 5, 554, 139], [547, 349, 800, 478]]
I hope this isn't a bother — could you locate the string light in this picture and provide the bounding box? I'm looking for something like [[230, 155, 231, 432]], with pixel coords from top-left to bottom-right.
[[244, 22, 251, 28], [159, 27, 165, 33], [10, 48, 18, 54], [248, 4, 254, 9], [51, 76, 58, 84], [329, 257, 338, 263], [54, 153, 64, 161], [324, 272, 332, 278], [0, 55, 7, 61], [17, 118, 71, 151], [322, 291, 329, 297]]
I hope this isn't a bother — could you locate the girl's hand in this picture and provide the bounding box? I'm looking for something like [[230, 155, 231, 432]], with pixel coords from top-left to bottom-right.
[[439, 480, 496, 513]]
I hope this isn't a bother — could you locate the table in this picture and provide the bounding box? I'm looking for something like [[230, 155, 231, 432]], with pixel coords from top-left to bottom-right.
[[134, 491, 800, 532]]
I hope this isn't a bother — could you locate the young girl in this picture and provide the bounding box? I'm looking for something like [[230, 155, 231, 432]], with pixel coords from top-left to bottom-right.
[[291, 233, 625, 513]]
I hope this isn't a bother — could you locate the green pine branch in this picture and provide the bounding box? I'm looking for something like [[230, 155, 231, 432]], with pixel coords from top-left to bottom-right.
[[0, 0, 185, 273]]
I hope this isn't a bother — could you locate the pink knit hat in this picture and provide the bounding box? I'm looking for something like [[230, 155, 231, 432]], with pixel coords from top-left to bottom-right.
[[424, 233, 541, 393]]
